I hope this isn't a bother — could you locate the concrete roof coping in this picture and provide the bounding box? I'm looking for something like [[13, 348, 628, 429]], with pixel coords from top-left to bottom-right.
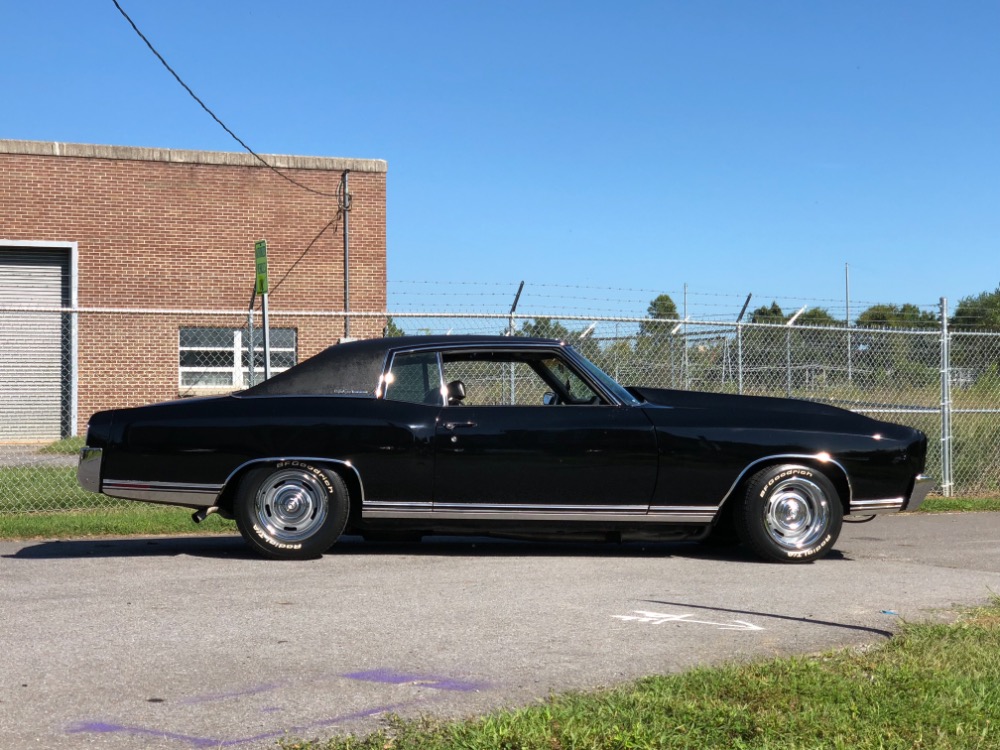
[[0, 139, 387, 173]]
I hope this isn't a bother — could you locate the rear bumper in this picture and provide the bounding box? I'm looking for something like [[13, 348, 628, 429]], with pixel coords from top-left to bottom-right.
[[77, 446, 102, 493]]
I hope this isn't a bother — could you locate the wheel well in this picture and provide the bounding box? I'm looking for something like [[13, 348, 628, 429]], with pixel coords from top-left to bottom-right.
[[216, 460, 364, 519], [721, 457, 851, 516]]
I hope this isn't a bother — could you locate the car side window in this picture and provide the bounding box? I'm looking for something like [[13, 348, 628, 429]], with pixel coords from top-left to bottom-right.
[[383, 352, 443, 405], [442, 359, 545, 406], [441, 354, 602, 406], [543, 358, 599, 404]]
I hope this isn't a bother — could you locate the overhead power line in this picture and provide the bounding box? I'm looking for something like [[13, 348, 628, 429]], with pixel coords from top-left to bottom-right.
[[111, 0, 338, 199]]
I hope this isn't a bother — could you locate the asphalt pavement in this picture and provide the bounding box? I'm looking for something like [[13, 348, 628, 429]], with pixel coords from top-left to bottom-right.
[[2, 512, 999, 749]]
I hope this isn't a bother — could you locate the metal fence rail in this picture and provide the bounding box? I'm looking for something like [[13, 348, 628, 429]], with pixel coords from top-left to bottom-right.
[[2, 305, 998, 514]]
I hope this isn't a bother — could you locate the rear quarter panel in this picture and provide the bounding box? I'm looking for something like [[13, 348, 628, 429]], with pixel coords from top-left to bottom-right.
[[99, 395, 437, 503]]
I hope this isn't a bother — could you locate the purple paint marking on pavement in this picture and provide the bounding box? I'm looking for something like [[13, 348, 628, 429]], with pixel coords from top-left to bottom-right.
[[343, 668, 487, 692]]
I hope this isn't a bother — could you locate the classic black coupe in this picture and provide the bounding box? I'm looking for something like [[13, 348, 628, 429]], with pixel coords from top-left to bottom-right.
[[78, 335, 932, 563]]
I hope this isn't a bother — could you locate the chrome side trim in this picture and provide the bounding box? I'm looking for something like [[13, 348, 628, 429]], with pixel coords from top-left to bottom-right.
[[77, 446, 102, 493], [849, 497, 905, 515], [102, 480, 222, 507], [433, 502, 650, 514], [648, 505, 721, 523], [717, 453, 853, 509], [362, 501, 715, 523], [365, 501, 433, 513]]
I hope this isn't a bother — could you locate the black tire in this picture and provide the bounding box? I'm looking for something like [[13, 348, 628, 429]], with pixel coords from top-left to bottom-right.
[[234, 461, 349, 560], [735, 464, 843, 563]]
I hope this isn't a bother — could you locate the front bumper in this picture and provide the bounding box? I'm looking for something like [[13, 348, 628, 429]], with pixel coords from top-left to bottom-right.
[[848, 474, 935, 516], [77, 446, 102, 493], [903, 474, 934, 512]]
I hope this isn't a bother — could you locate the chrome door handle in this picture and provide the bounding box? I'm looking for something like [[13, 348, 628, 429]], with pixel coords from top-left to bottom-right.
[[443, 421, 477, 430]]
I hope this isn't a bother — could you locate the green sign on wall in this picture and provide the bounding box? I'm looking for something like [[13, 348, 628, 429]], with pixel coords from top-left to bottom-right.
[[254, 240, 268, 295]]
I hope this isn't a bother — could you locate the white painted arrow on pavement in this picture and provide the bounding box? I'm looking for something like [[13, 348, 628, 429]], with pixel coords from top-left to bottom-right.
[[613, 610, 764, 631]]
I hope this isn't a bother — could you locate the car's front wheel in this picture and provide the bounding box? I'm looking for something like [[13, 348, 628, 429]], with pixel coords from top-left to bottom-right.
[[234, 461, 349, 560], [735, 464, 843, 563]]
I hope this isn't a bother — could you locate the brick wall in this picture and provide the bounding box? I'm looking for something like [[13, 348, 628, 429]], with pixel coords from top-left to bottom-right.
[[0, 140, 387, 432]]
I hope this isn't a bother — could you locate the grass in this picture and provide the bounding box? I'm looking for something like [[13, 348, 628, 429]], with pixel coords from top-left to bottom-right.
[[0, 466, 103, 513], [0, 506, 236, 539], [38, 435, 86, 455], [920, 497, 1000, 513], [280, 600, 1000, 750]]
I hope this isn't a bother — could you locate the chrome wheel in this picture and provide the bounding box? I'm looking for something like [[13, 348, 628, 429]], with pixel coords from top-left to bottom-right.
[[736, 464, 843, 563], [252, 468, 330, 544], [763, 476, 830, 550]]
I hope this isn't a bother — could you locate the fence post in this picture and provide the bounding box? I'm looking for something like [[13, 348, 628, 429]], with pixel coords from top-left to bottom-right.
[[786, 327, 792, 397], [682, 328, 690, 390], [737, 323, 743, 395], [940, 297, 953, 497]]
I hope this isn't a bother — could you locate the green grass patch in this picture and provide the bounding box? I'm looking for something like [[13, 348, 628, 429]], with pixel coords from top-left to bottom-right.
[[920, 497, 1000, 513], [0, 466, 97, 513], [282, 600, 1000, 750], [38, 435, 86, 455], [0, 506, 237, 539]]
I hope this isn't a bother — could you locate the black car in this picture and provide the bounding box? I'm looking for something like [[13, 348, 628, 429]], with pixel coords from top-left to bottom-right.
[[78, 335, 932, 563]]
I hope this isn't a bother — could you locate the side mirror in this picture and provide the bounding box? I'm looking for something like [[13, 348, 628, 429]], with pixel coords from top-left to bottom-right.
[[543, 392, 558, 406]]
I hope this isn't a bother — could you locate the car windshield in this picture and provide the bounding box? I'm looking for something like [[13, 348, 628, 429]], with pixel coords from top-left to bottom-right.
[[567, 348, 641, 406]]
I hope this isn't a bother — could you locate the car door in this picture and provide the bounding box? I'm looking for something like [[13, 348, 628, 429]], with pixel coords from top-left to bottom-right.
[[431, 350, 658, 514], [359, 350, 443, 508]]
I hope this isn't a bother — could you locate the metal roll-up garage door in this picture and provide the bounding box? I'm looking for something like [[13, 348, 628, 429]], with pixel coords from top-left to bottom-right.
[[0, 247, 71, 440]]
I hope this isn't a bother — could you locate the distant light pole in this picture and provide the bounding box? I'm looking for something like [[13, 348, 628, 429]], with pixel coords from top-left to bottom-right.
[[786, 305, 807, 397], [736, 293, 752, 395], [846, 263, 852, 385]]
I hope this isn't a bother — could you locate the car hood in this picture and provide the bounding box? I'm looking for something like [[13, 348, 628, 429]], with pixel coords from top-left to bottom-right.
[[629, 386, 855, 419], [625, 385, 922, 440]]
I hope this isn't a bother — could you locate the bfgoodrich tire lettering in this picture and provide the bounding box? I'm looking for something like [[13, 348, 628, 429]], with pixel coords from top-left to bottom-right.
[[234, 462, 349, 560], [735, 464, 843, 563]]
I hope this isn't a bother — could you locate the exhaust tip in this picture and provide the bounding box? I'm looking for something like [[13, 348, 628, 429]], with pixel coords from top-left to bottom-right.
[[191, 506, 219, 524]]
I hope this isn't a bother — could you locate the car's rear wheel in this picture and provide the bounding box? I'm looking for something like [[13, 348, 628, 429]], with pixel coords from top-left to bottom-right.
[[735, 464, 843, 563], [234, 461, 349, 560]]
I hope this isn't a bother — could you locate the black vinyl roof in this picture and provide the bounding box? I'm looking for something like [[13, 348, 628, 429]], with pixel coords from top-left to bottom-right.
[[240, 335, 563, 397]]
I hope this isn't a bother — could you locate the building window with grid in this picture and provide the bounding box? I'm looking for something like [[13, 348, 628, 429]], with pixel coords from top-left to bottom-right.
[[179, 327, 297, 390]]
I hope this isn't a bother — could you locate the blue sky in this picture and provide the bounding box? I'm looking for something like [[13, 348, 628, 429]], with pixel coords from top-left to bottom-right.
[[3, 1, 998, 320]]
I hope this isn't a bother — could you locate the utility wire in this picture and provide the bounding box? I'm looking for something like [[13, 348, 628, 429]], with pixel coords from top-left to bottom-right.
[[111, 0, 338, 199]]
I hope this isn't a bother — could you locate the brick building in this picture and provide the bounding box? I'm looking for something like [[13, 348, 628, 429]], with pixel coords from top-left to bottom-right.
[[0, 139, 387, 440]]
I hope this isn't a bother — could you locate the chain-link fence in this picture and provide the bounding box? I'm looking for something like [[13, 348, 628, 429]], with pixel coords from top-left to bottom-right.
[[2, 306, 998, 514]]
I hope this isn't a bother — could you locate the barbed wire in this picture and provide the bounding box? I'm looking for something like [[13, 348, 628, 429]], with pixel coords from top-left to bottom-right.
[[387, 281, 946, 324]]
